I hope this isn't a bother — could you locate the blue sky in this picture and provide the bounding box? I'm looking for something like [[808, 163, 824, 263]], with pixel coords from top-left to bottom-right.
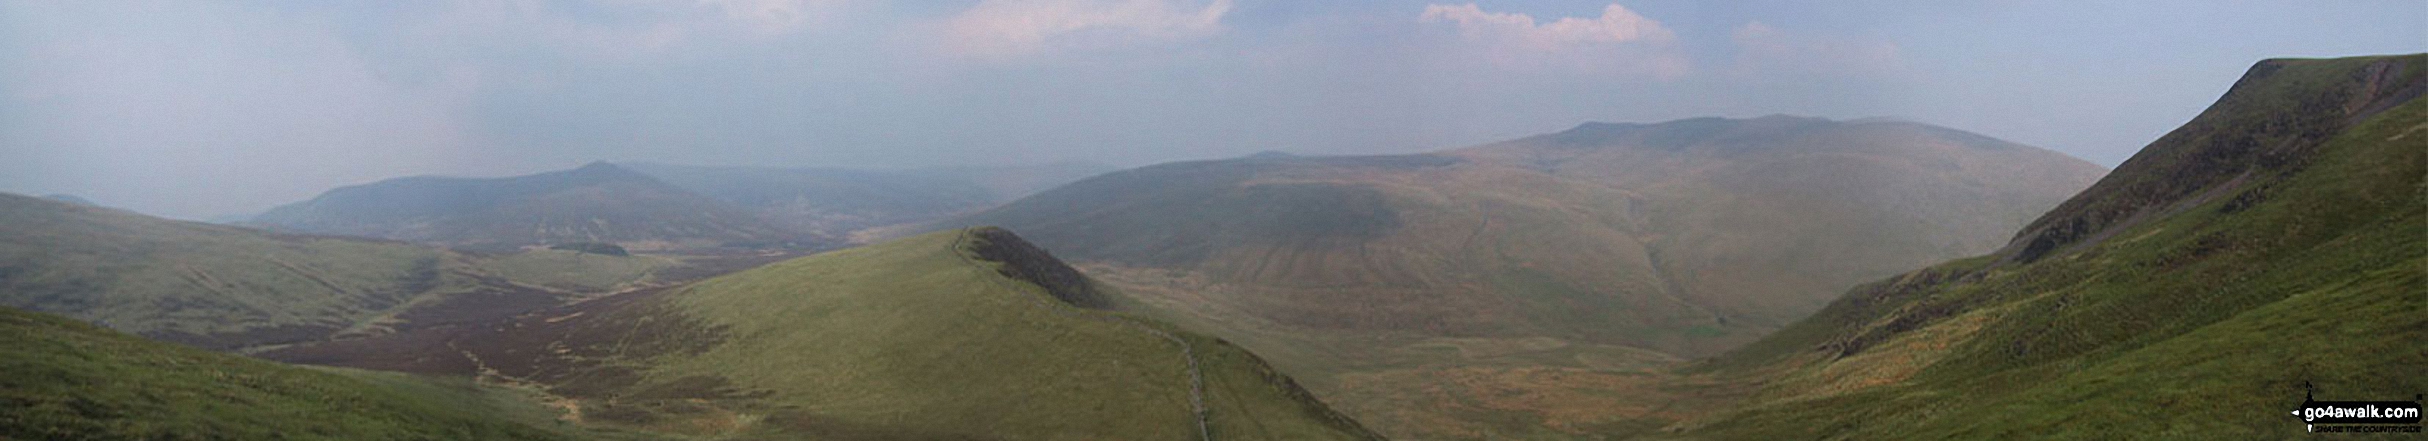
[[2, 0, 2422, 219]]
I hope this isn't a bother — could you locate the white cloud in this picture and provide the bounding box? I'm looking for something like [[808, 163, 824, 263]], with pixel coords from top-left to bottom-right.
[[700, 0, 838, 36], [939, 0, 1233, 58], [1419, 3, 1674, 51], [1414, 3, 1686, 78]]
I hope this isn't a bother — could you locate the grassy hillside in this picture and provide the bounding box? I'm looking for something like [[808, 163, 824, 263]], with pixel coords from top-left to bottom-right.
[[0, 192, 493, 349], [943, 117, 2105, 438], [0, 306, 581, 440], [601, 227, 1376, 439], [252, 162, 800, 251], [1679, 54, 2425, 439], [0, 192, 676, 351], [270, 227, 1379, 440]]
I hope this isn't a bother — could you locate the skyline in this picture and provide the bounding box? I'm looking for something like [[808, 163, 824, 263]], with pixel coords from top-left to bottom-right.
[[3, 0, 2423, 220]]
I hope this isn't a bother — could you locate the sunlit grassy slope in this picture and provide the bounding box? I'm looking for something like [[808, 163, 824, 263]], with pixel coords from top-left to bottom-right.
[[0, 306, 577, 440], [1679, 54, 2425, 440], [565, 228, 1378, 440]]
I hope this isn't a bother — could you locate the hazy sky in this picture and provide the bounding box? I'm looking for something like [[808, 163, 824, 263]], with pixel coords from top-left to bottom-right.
[[3, 1, 2422, 219]]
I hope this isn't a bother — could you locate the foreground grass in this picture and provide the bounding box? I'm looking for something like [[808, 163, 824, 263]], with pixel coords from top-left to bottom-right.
[[0, 306, 572, 440]]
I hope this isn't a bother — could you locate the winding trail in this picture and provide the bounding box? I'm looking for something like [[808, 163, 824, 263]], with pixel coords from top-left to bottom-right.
[[948, 228, 1212, 441]]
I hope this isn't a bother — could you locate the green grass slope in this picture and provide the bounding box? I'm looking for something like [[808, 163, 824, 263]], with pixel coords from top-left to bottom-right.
[[394, 227, 1378, 440], [0, 306, 576, 440], [1682, 54, 2426, 440], [0, 192, 674, 351]]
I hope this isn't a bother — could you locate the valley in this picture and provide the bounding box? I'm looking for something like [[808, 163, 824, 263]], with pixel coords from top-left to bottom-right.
[[2, 4, 2419, 437], [940, 115, 2108, 438]]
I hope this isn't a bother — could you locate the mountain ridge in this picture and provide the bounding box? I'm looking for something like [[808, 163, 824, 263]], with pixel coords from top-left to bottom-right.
[[1681, 53, 2425, 440], [251, 162, 799, 250], [939, 114, 2108, 438], [618, 161, 1115, 240]]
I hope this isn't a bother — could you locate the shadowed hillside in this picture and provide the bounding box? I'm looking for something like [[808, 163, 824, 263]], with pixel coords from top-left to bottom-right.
[[943, 116, 2105, 438], [252, 162, 801, 251], [265, 227, 1380, 440], [1679, 54, 2424, 440]]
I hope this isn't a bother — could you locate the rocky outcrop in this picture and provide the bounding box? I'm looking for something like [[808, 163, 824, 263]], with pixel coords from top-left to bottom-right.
[[966, 227, 1112, 309]]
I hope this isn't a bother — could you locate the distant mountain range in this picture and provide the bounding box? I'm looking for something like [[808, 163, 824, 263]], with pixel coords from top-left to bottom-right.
[[250, 162, 798, 251], [248, 161, 1113, 251], [939, 114, 2109, 438], [1682, 54, 2425, 439], [620, 161, 1111, 239]]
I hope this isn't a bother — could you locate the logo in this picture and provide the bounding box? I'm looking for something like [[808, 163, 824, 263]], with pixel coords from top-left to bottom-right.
[[2290, 382, 2423, 433]]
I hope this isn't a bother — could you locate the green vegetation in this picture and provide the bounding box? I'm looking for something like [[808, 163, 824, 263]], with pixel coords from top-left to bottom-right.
[[547, 228, 1377, 439], [947, 116, 2107, 439], [1680, 54, 2426, 440], [0, 306, 573, 440]]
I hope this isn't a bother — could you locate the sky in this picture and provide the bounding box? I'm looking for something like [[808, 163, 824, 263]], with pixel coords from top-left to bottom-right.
[[2, 1, 2422, 220]]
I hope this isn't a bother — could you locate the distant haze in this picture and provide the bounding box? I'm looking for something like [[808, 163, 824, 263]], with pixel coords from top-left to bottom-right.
[[2, 1, 2421, 220]]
